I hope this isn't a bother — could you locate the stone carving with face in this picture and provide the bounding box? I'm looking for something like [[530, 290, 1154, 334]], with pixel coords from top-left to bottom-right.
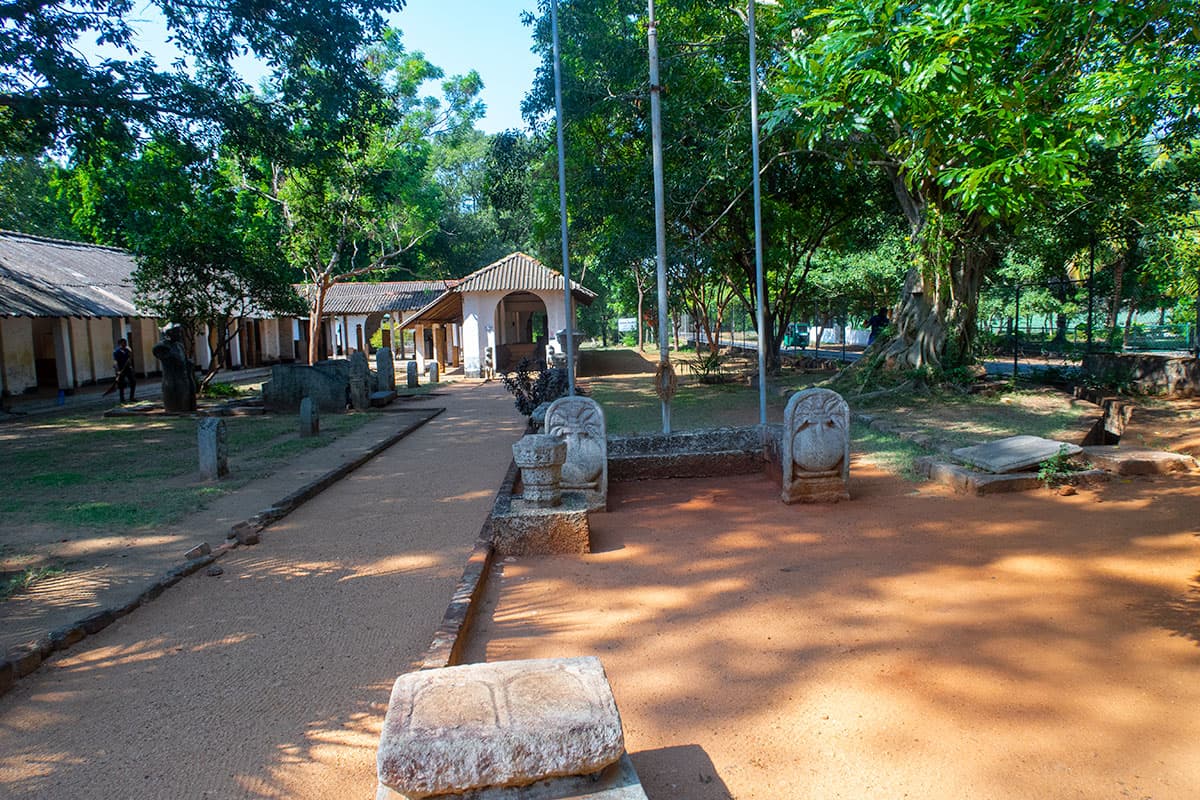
[[545, 396, 608, 511]]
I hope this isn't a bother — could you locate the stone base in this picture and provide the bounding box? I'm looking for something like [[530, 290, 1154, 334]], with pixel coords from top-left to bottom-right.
[[371, 390, 397, 407], [916, 457, 1111, 495], [376, 754, 648, 800], [492, 493, 591, 556], [1082, 445, 1197, 475], [781, 474, 849, 504], [377, 657, 624, 799]]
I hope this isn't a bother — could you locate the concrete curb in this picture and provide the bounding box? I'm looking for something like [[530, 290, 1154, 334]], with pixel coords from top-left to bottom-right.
[[0, 407, 445, 697], [419, 459, 521, 671]]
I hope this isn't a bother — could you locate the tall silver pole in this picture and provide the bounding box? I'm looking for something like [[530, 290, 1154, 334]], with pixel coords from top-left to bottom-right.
[[749, 0, 767, 427], [648, 0, 671, 432], [552, 0, 575, 395]]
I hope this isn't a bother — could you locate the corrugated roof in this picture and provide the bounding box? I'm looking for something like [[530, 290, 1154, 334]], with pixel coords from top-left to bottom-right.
[[302, 281, 449, 316], [454, 253, 596, 300], [0, 231, 139, 317]]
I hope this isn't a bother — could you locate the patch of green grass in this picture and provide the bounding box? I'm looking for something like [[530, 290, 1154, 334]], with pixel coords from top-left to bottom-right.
[[24, 472, 89, 488], [0, 565, 66, 602], [851, 421, 927, 480]]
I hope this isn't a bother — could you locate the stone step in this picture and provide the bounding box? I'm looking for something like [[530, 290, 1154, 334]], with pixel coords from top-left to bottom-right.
[[377, 657, 626, 800], [1082, 445, 1198, 476]]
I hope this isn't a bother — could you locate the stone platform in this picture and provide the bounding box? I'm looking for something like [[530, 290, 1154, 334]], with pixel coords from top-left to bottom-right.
[[491, 492, 591, 556], [377, 657, 627, 799]]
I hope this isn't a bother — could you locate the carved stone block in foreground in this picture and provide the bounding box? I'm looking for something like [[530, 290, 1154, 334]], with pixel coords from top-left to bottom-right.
[[492, 492, 591, 556], [781, 388, 850, 504], [377, 657, 625, 799], [544, 397, 608, 512]]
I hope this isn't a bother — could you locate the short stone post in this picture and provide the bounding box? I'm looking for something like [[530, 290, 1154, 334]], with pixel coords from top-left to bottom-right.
[[429, 361, 440, 383], [376, 347, 396, 392], [512, 434, 567, 508], [406, 360, 419, 389], [299, 396, 319, 438], [198, 417, 229, 480]]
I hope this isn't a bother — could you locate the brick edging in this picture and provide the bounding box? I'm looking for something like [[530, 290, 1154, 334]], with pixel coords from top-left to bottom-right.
[[419, 459, 521, 671], [0, 407, 445, 696]]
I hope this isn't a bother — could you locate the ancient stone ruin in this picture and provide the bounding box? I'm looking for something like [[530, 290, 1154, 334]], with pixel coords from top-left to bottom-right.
[[544, 396, 608, 511], [781, 387, 850, 503], [152, 324, 197, 413], [492, 433, 590, 556]]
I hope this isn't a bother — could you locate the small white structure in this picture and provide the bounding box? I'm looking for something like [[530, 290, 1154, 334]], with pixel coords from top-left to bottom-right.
[[402, 253, 595, 377]]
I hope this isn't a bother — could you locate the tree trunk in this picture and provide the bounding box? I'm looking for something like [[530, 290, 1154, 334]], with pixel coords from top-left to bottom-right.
[[636, 285, 645, 352], [307, 282, 328, 364]]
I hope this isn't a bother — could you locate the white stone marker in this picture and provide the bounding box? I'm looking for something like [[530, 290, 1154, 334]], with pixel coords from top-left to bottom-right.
[[377, 657, 624, 799], [198, 417, 228, 480]]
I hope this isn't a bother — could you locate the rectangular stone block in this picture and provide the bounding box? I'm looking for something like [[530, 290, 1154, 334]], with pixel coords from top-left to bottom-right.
[[491, 493, 591, 557], [377, 657, 625, 799], [198, 417, 228, 480], [376, 754, 648, 800], [952, 435, 1081, 474]]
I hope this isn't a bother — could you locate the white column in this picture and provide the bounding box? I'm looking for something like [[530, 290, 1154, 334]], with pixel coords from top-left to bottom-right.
[[228, 322, 243, 368]]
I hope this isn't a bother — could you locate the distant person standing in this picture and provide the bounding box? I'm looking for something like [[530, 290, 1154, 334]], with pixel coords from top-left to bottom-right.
[[112, 338, 136, 403], [865, 308, 890, 344]]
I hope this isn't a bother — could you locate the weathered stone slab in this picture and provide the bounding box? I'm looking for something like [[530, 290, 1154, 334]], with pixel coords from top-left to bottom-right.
[[429, 361, 440, 383], [377, 347, 396, 392], [781, 388, 850, 503], [1082, 445, 1197, 475], [299, 396, 319, 437], [197, 417, 228, 480], [545, 397, 608, 512], [377, 754, 648, 800], [952, 435, 1081, 474], [916, 457, 1109, 495], [377, 657, 624, 799], [407, 360, 419, 389], [371, 390, 397, 408], [492, 492, 591, 556], [263, 361, 350, 413]]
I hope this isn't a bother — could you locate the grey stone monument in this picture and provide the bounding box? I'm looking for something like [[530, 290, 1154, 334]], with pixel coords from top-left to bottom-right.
[[348, 351, 370, 410], [545, 396, 608, 511], [299, 396, 319, 438], [781, 388, 850, 503], [198, 417, 228, 480], [406, 360, 419, 389], [429, 360, 440, 383], [512, 434, 567, 508], [151, 324, 197, 413], [376, 347, 395, 392]]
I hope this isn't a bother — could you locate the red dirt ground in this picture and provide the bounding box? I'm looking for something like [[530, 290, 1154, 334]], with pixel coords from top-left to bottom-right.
[[464, 462, 1200, 800]]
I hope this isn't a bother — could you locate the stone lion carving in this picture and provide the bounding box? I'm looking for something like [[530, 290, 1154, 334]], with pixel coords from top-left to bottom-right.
[[544, 396, 607, 511], [781, 388, 850, 503]]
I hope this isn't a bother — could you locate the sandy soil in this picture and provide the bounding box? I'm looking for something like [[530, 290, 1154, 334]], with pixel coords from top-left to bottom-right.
[[0, 382, 525, 800], [464, 464, 1200, 800]]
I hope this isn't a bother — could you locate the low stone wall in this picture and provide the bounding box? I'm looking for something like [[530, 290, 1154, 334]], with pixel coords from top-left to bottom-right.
[[1082, 353, 1199, 397], [608, 426, 775, 482]]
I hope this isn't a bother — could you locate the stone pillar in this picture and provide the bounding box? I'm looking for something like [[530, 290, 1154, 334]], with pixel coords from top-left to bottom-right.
[[512, 434, 567, 508], [376, 347, 395, 391], [349, 351, 370, 410], [198, 418, 229, 480], [300, 397, 319, 437], [406, 360, 419, 388], [429, 361, 439, 383]]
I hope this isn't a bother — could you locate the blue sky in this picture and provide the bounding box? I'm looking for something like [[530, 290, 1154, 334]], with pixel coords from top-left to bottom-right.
[[89, 0, 542, 134]]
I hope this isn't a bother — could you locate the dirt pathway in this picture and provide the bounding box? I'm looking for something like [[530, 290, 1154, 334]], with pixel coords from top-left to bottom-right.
[[0, 381, 524, 800], [466, 464, 1200, 800]]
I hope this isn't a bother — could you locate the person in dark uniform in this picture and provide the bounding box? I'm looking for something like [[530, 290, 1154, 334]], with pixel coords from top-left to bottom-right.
[[112, 338, 136, 403], [865, 308, 890, 344]]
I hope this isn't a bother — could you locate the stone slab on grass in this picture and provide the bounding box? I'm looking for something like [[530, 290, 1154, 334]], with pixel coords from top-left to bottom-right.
[[377, 754, 648, 800], [917, 457, 1109, 496], [371, 390, 398, 408], [377, 657, 625, 800], [952, 435, 1081, 474], [1082, 445, 1198, 475]]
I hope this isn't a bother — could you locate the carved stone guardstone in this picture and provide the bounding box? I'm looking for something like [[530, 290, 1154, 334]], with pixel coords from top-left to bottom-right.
[[376, 657, 626, 799], [545, 396, 608, 512], [781, 388, 850, 503], [376, 347, 396, 392]]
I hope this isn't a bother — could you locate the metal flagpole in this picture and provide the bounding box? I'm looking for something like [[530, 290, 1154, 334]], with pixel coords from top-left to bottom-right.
[[551, 0, 575, 395], [749, 0, 767, 427], [648, 0, 671, 432]]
